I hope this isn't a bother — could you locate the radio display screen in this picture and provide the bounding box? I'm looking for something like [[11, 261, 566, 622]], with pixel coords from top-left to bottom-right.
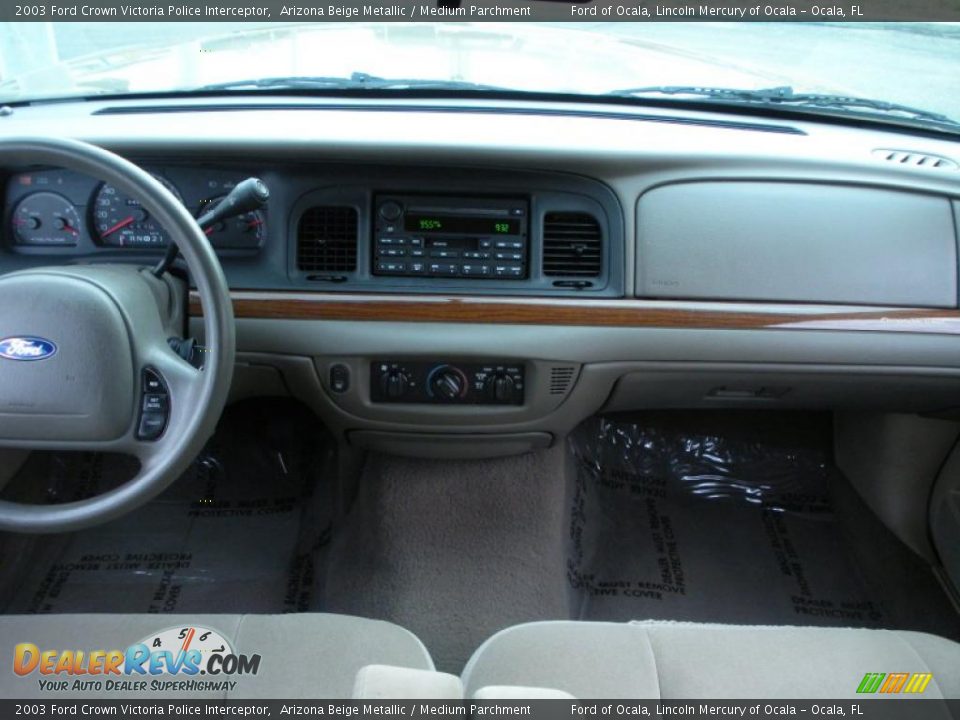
[[404, 215, 520, 235]]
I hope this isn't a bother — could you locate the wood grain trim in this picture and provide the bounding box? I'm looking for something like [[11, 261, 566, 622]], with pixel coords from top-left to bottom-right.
[[189, 291, 960, 335]]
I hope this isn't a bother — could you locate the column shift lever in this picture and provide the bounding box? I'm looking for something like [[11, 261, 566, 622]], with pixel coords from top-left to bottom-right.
[[152, 177, 270, 277]]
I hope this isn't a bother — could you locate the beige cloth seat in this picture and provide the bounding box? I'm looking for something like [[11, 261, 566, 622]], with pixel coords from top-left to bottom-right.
[[1, 613, 433, 699], [462, 620, 960, 700]]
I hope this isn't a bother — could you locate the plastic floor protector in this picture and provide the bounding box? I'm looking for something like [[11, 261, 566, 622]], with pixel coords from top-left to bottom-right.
[[0, 402, 330, 616], [568, 416, 888, 628]]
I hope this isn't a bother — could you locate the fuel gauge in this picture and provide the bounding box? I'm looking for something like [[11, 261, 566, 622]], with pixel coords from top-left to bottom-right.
[[12, 192, 82, 246], [199, 195, 265, 250]]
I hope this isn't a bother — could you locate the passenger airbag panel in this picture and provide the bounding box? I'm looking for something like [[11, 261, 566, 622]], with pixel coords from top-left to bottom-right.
[[637, 182, 958, 307]]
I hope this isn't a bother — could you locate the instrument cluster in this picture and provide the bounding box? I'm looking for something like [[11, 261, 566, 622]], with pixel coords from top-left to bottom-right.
[[6, 166, 266, 253]]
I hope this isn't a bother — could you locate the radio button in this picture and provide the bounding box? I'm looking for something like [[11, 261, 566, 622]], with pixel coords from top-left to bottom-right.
[[494, 240, 524, 250], [462, 264, 491, 276], [377, 261, 407, 273], [494, 265, 524, 277], [431, 250, 459, 259], [410, 249, 426, 258], [409, 237, 424, 247], [495, 252, 522, 261], [479, 239, 493, 249], [379, 201, 403, 221], [429, 263, 459, 276], [380, 248, 406, 257]]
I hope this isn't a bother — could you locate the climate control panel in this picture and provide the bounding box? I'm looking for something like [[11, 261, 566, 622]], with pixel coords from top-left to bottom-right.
[[370, 360, 524, 405]]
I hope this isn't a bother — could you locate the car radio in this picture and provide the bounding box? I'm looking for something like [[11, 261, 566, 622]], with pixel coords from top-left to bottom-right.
[[373, 194, 528, 279]]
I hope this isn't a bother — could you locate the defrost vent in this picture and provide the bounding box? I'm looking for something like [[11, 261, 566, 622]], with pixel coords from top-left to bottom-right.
[[873, 149, 958, 170]]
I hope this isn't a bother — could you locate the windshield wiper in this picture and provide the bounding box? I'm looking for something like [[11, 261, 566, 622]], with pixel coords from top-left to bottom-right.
[[608, 85, 960, 128], [193, 72, 510, 93]]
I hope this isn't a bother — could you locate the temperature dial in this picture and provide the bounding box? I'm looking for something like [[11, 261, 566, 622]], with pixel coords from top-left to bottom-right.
[[427, 365, 469, 401]]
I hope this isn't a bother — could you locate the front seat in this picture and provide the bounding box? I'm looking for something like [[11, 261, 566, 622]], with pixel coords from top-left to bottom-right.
[[462, 621, 960, 699], [1, 613, 434, 699]]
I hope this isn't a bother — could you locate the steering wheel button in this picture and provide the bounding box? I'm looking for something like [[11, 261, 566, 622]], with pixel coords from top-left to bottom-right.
[[137, 412, 167, 441], [142, 368, 165, 393], [142, 394, 169, 413]]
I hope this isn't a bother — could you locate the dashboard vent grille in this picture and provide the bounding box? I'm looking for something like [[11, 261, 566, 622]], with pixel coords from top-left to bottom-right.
[[542, 212, 602, 277], [297, 206, 358, 272], [874, 149, 958, 170], [549, 366, 578, 396]]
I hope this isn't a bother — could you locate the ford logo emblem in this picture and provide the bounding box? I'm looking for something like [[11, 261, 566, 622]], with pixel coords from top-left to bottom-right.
[[0, 336, 57, 362]]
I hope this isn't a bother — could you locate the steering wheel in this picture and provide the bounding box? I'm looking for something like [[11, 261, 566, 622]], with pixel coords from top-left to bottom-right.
[[0, 138, 235, 533]]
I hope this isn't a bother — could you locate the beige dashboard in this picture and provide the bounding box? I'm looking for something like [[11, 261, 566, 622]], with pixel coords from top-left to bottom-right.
[[3, 96, 960, 455]]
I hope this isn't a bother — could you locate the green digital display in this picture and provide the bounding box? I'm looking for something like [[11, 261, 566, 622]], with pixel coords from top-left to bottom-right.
[[405, 214, 520, 235]]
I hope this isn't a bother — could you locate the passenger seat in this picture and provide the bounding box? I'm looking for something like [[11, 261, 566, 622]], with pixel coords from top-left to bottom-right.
[[462, 621, 960, 699]]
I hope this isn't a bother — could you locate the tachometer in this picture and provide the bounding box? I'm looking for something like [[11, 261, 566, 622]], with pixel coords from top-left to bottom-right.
[[92, 175, 183, 247], [12, 192, 82, 246]]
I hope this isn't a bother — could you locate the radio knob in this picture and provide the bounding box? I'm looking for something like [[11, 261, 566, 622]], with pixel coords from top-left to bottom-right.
[[485, 372, 518, 403], [431, 368, 466, 400], [379, 201, 402, 222], [381, 369, 409, 399]]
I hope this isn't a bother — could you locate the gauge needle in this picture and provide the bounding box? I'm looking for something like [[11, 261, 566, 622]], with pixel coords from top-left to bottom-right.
[[180, 627, 196, 653], [101, 216, 134, 238]]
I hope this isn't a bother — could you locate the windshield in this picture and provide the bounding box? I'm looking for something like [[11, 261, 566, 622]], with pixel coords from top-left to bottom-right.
[[1, 21, 958, 131]]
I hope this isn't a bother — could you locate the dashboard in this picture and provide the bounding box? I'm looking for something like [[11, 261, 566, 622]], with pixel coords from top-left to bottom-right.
[[2, 96, 960, 457], [2, 162, 623, 297]]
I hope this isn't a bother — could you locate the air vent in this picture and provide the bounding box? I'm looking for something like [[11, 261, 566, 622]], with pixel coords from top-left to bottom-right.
[[297, 206, 358, 272], [549, 366, 578, 396], [542, 212, 602, 278], [873, 149, 958, 170]]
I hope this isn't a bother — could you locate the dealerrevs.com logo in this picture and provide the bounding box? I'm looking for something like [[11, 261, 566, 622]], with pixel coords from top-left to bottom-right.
[[13, 625, 261, 694]]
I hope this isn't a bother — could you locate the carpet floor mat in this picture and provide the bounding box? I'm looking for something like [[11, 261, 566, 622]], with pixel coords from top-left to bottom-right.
[[322, 447, 571, 674], [0, 401, 332, 616], [568, 414, 960, 637]]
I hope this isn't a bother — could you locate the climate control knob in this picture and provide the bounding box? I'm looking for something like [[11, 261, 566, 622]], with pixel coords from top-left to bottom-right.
[[484, 372, 518, 403], [381, 369, 409, 399], [429, 366, 467, 400]]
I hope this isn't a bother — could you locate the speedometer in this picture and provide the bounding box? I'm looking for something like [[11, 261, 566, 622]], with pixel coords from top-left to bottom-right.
[[92, 175, 183, 247]]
